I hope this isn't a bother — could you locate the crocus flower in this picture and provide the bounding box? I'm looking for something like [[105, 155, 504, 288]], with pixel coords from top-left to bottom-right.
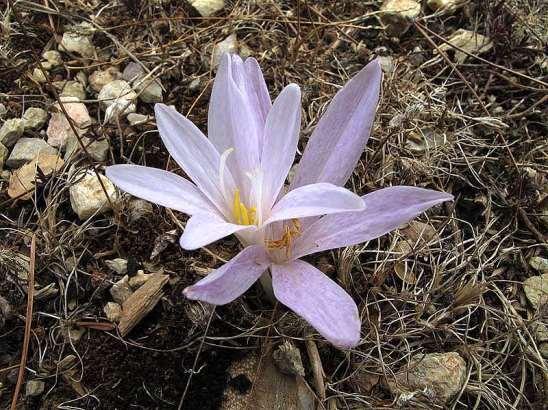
[[106, 54, 453, 348]]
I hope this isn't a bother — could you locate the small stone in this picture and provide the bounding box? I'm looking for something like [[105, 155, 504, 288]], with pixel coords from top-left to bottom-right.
[[98, 80, 137, 122], [64, 135, 109, 162], [22, 107, 48, 130], [103, 302, 122, 322], [523, 273, 548, 310], [0, 143, 7, 170], [438, 29, 493, 64], [105, 258, 128, 275], [0, 118, 25, 147], [8, 153, 64, 199], [541, 343, 548, 359], [60, 25, 95, 58], [532, 321, 548, 343], [272, 340, 305, 377], [212, 34, 239, 67], [529, 256, 548, 274], [110, 275, 133, 304], [190, 0, 225, 17], [378, 55, 394, 73], [69, 169, 117, 219], [42, 50, 63, 67], [25, 380, 45, 397], [188, 78, 201, 93], [41, 60, 55, 71], [405, 128, 449, 153], [46, 97, 91, 148], [126, 113, 150, 127], [380, 0, 421, 37], [128, 198, 153, 222], [388, 352, 466, 405], [89, 67, 122, 93], [6, 138, 57, 168], [75, 71, 88, 86], [129, 270, 152, 288], [30, 67, 47, 83], [67, 326, 85, 342], [134, 76, 163, 103], [59, 81, 87, 101], [122, 62, 144, 83], [427, 0, 466, 14]]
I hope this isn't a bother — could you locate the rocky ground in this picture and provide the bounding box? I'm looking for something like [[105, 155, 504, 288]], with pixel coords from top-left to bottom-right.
[[0, 0, 547, 409]]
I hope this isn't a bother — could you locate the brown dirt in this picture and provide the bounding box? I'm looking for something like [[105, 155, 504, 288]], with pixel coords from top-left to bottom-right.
[[1, 0, 547, 409]]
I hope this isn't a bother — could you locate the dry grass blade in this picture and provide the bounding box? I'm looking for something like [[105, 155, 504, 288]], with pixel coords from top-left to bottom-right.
[[9, 234, 35, 410]]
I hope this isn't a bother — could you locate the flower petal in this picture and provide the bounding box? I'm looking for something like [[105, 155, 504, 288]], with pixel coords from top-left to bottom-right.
[[263, 183, 364, 225], [154, 103, 235, 217], [208, 54, 262, 190], [180, 213, 256, 250], [106, 164, 218, 215], [183, 245, 270, 305], [291, 58, 382, 189], [293, 186, 453, 258], [245, 57, 272, 153], [260, 83, 301, 213], [271, 260, 360, 348]]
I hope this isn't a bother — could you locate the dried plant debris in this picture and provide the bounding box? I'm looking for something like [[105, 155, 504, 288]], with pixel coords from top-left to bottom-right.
[[0, 0, 547, 408]]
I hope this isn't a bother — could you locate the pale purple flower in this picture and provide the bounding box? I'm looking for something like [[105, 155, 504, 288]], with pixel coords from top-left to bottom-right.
[[106, 54, 453, 348]]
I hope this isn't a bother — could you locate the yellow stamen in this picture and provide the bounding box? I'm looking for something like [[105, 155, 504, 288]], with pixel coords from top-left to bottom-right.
[[233, 189, 242, 223], [266, 219, 302, 257], [240, 203, 250, 225], [249, 207, 256, 225], [232, 190, 256, 225]]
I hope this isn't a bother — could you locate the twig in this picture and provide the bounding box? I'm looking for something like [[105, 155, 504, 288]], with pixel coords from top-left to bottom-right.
[[415, 21, 547, 88], [305, 339, 326, 402], [10, 234, 36, 410], [177, 306, 216, 410], [414, 21, 520, 173], [517, 207, 546, 244]]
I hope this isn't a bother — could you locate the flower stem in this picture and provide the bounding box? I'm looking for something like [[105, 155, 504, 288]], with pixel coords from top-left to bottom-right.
[[259, 269, 276, 303]]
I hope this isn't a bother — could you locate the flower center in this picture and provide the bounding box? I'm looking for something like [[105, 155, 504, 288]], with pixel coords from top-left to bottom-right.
[[232, 189, 257, 225], [266, 219, 302, 258]]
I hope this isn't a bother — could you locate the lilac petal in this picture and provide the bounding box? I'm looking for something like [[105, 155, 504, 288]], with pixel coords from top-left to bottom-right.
[[261, 83, 301, 213], [184, 245, 270, 305], [271, 260, 360, 348], [106, 164, 218, 216], [264, 183, 364, 225], [154, 104, 235, 217], [180, 213, 256, 250], [291, 58, 382, 189], [208, 54, 262, 189], [245, 57, 272, 153], [293, 186, 453, 258]]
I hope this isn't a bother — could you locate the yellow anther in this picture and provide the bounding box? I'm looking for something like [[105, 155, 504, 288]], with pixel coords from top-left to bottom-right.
[[232, 189, 242, 224], [240, 203, 250, 225], [266, 219, 302, 257], [232, 190, 256, 226], [249, 207, 257, 225]]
